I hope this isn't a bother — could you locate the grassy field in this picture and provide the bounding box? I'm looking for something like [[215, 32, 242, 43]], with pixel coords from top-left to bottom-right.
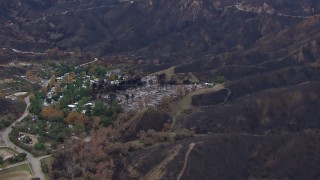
[[0, 163, 32, 180]]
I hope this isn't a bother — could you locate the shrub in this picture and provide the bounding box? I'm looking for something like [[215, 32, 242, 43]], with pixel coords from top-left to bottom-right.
[[107, 142, 129, 155], [7, 153, 27, 163], [138, 130, 171, 146], [41, 161, 49, 173], [217, 76, 225, 84], [140, 137, 155, 146], [0, 156, 3, 164], [35, 143, 46, 151], [0, 120, 10, 130], [174, 128, 195, 141], [107, 141, 143, 155], [126, 142, 143, 152]]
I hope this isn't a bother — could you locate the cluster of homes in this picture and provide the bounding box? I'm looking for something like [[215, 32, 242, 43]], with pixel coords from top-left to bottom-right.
[[67, 102, 95, 114], [40, 64, 216, 114], [119, 79, 208, 112], [43, 68, 128, 112]]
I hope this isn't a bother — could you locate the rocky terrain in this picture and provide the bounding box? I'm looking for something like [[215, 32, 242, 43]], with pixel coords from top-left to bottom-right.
[[1, 0, 320, 179]]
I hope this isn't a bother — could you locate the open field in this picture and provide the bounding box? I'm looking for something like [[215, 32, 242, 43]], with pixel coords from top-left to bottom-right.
[[0, 163, 32, 180], [0, 171, 30, 180]]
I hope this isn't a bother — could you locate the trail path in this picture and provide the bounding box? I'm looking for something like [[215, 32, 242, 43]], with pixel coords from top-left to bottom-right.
[[177, 143, 196, 180]]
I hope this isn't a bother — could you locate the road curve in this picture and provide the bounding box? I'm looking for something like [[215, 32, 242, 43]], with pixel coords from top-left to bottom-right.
[[75, 58, 98, 69], [0, 96, 46, 180]]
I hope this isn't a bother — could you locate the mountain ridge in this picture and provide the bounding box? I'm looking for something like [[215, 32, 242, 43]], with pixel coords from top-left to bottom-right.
[[1, 1, 320, 179]]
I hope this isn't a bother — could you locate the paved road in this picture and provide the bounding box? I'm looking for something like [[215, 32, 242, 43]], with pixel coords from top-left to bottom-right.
[[0, 96, 46, 180]]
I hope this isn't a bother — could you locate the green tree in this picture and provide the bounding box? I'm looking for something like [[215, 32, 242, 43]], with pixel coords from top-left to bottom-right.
[[59, 96, 69, 109], [63, 85, 77, 103], [92, 101, 108, 116], [61, 108, 70, 117], [34, 91, 46, 100], [41, 161, 49, 173], [95, 66, 107, 78], [73, 124, 85, 135], [0, 156, 3, 164], [46, 84, 51, 92], [8, 153, 27, 163], [76, 104, 84, 113], [34, 143, 46, 151], [217, 76, 225, 84], [29, 96, 42, 115], [75, 77, 83, 87], [112, 101, 122, 114], [78, 87, 91, 99], [79, 97, 89, 104], [0, 120, 10, 130], [85, 79, 90, 87], [100, 116, 113, 127]]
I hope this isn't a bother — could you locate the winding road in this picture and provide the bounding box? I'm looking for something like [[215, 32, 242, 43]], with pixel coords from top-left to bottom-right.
[[75, 57, 98, 69], [0, 68, 101, 179], [0, 96, 48, 180]]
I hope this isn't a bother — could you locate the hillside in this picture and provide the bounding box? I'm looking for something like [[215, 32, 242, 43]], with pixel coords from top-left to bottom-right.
[[1, 0, 320, 179], [0, 98, 26, 130], [0, 0, 316, 56]]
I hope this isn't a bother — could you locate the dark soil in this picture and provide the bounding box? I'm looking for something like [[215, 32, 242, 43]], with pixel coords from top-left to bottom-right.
[[122, 109, 171, 141], [192, 89, 229, 107]]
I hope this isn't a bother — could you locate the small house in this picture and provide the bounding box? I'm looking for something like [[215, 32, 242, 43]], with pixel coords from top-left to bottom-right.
[[68, 104, 77, 111]]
